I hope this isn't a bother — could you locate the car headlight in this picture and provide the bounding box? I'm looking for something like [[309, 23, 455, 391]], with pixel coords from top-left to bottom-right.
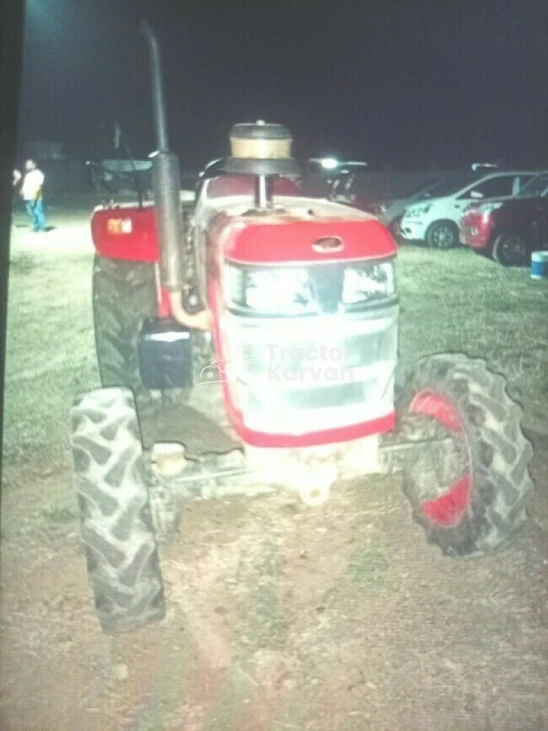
[[224, 261, 396, 315], [405, 204, 431, 218]]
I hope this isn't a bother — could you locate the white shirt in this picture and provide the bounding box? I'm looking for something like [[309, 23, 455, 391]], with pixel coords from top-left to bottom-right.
[[21, 169, 45, 201]]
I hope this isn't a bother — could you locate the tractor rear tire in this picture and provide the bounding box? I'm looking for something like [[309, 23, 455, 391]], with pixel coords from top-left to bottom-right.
[[93, 254, 212, 411], [399, 354, 534, 557], [71, 387, 165, 634], [93, 254, 157, 408]]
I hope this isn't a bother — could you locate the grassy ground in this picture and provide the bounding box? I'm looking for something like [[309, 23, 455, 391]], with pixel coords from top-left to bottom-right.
[[395, 245, 548, 435], [3, 214, 99, 469]]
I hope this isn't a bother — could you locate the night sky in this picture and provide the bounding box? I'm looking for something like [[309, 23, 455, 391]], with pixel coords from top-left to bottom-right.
[[18, 0, 548, 171]]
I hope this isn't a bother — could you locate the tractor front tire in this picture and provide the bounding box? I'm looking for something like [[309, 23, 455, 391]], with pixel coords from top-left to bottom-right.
[[399, 354, 534, 557], [71, 387, 165, 634]]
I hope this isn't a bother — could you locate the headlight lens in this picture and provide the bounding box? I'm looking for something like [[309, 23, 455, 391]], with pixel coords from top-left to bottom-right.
[[225, 266, 315, 314], [246, 268, 315, 314], [341, 261, 395, 305], [405, 204, 431, 218], [225, 260, 396, 315]]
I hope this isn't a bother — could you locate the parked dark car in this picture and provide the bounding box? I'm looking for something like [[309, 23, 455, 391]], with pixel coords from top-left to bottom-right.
[[359, 179, 449, 236], [328, 168, 517, 241], [328, 176, 450, 236], [460, 171, 548, 266]]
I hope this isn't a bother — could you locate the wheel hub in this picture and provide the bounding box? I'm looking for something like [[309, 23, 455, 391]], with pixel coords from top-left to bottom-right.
[[407, 390, 471, 527], [502, 236, 526, 265], [434, 226, 454, 248]]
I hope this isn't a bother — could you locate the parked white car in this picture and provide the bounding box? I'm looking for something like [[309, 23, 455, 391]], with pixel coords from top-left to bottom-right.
[[399, 171, 537, 248]]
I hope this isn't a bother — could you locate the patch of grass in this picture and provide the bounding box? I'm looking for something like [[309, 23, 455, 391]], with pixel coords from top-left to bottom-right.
[[42, 505, 78, 524], [397, 246, 548, 430], [9, 254, 35, 275], [251, 586, 288, 646], [203, 673, 249, 731], [235, 538, 289, 647], [348, 545, 390, 591], [3, 245, 98, 469]]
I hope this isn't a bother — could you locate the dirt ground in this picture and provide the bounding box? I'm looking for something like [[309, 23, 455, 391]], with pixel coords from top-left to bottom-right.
[[2, 196, 548, 731]]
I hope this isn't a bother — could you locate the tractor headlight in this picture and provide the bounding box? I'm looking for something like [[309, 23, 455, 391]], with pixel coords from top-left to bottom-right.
[[341, 261, 395, 305], [225, 266, 316, 315], [224, 260, 396, 315]]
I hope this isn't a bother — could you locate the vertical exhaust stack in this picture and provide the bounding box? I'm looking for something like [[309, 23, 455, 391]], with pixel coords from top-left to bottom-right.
[[141, 22, 211, 330], [141, 21, 184, 293]]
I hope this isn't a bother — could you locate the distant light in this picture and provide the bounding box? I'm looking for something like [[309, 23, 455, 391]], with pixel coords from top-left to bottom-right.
[[471, 162, 498, 171], [320, 158, 339, 170]]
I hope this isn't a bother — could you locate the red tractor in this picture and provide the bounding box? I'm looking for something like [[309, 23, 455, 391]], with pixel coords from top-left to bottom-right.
[[71, 24, 534, 634]]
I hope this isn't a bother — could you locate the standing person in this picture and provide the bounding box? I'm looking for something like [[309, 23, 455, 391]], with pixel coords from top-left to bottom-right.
[[20, 159, 47, 232]]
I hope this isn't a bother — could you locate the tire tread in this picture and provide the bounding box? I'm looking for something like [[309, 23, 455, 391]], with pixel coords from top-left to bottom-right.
[[71, 387, 165, 633]]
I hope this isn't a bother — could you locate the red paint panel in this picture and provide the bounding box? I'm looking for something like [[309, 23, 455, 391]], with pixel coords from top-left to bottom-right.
[[91, 206, 160, 262], [460, 210, 493, 249], [409, 389, 462, 432], [229, 401, 396, 448], [216, 215, 396, 265], [158, 287, 171, 318], [422, 473, 472, 527]]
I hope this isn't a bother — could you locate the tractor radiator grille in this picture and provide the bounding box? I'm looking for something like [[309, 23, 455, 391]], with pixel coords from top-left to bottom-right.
[[223, 305, 398, 436]]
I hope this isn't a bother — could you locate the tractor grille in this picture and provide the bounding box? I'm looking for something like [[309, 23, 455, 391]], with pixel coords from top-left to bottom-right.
[[223, 305, 398, 436], [280, 382, 364, 410]]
